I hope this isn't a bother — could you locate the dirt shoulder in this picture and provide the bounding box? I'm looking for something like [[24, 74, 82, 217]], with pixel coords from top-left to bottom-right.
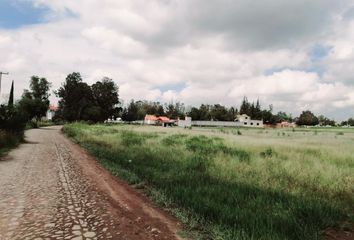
[[60, 128, 184, 240]]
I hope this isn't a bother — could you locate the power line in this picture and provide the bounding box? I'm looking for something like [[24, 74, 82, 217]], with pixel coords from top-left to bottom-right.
[[0, 72, 9, 96]]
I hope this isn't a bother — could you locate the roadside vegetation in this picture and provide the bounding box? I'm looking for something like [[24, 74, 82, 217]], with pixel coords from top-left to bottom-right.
[[64, 123, 354, 240], [0, 76, 52, 155], [0, 130, 24, 156]]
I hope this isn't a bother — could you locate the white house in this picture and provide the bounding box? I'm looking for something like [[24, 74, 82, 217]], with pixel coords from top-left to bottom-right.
[[45, 105, 58, 120], [178, 114, 263, 128], [235, 114, 263, 127]]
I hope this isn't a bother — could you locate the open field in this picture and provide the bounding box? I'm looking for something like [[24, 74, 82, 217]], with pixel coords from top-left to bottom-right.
[[63, 123, 354, 240]]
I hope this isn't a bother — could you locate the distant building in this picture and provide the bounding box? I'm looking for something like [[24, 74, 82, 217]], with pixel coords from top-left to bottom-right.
[[178, 117, 192, 127], [144, 115, 158, 125], [178, 114, 263, 128], [144, 115, 176, 126], [235, 114, 263, 127], [276, 121, 296, 128], [46, 105, 58, 120]]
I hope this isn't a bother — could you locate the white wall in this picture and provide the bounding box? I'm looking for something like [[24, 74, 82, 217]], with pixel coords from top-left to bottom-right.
[[191, 120, 263, 128]]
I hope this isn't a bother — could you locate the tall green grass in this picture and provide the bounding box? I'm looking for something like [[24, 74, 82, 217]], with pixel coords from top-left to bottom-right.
[[64, 123, 354, 240]]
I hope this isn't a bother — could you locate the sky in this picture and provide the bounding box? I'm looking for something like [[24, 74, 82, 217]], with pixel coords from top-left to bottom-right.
[[1, 0, 354, 120]]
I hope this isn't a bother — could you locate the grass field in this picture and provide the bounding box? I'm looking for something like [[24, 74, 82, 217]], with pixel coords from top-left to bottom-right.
[[63, 123, 354, 240]]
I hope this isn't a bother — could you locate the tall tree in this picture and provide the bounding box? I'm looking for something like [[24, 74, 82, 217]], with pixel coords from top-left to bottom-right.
[[240, 97, 251, 116], [122, 100, 139, 121], [165, 101, 185, 119], [8, 81, 14, 107], [19, 76, 51, 122], [91, 77, 120, 121], [56, 72, 94, 122], [210, 104, 229, 121], [30, 76, 51, 101]]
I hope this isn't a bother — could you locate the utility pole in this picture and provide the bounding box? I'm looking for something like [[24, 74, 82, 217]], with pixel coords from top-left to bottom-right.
[[0, 72, 9, 96]]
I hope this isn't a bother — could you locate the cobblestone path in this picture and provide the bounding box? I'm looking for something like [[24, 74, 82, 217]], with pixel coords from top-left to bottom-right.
[[0, 127, 180, 240]]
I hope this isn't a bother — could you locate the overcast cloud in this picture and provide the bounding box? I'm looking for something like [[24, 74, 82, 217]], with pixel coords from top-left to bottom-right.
[[1, 0, 354, 120]]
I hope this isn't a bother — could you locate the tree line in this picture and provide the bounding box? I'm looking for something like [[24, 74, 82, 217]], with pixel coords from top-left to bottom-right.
[[1, 72, 351, 129]]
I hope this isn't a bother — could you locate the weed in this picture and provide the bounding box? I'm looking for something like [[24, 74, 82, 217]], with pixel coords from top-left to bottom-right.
[[162, 134, 188, 146], [121, 130, 146, 145], [260, 147, 276, 158]]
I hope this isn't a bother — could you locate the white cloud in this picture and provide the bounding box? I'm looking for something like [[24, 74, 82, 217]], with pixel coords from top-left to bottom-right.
[[0, 0, 354, 120]]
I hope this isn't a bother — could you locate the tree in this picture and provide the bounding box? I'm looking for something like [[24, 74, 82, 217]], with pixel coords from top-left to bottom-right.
[[210, 104, 229, 121], [276, 111, 293, 122], [19, 76, 51, 122], [56, 72, 94, 122], [8, 81, 14, 107], [318, 115, 335, 126], [56, 73, 121, 122], [165, 102, 185, 119], [0, 82, 27, 133], [296, 110, 319, 126], [91, 77, 120, 121], [122, 100, 139, 121], [199, 104, 211, 120], [30, 76, 51, 101], [341, 118, 354, 126], [254, 99, 262, 120], [240, 97, 251, 116], [0, 104, 27, 133]]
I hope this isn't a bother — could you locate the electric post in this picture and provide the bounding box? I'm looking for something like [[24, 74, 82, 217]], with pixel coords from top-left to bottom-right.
[[0, 71, 9, 96]]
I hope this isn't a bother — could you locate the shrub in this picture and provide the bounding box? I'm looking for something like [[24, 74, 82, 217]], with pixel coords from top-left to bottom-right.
[[0, 130, 23, 153], [260, 147, 276, 158], [0, 105, 27, 133]]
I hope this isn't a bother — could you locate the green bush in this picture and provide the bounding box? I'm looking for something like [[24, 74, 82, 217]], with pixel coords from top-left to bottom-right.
[[0, 105, 27, 133], [0, 130, 23, 154]]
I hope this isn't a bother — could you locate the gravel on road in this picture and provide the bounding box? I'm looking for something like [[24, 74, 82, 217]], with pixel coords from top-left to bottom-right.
[[0, 126, 182, 240]]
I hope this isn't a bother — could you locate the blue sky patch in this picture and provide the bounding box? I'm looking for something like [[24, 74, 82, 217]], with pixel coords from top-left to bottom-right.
[[158, 82, 186, 93], [0, 1, 48, 29], [264, 66, 325, 78], [309, 44, 332, 62]]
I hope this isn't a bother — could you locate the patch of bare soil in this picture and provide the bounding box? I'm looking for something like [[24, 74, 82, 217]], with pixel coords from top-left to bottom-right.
[[61, 129, 184, 240], [324, 224, 354, 240]]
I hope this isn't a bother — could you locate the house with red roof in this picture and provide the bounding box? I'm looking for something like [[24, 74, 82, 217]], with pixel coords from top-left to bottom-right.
[[144, 115, 176, 126], [46, 105, 58, 120]]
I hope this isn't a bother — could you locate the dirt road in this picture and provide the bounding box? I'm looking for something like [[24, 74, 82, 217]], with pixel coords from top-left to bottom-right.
[[0, 126, 182, 240]]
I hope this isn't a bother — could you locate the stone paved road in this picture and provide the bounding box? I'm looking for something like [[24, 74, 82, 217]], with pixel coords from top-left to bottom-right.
[[0, 127, 181, 240]]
